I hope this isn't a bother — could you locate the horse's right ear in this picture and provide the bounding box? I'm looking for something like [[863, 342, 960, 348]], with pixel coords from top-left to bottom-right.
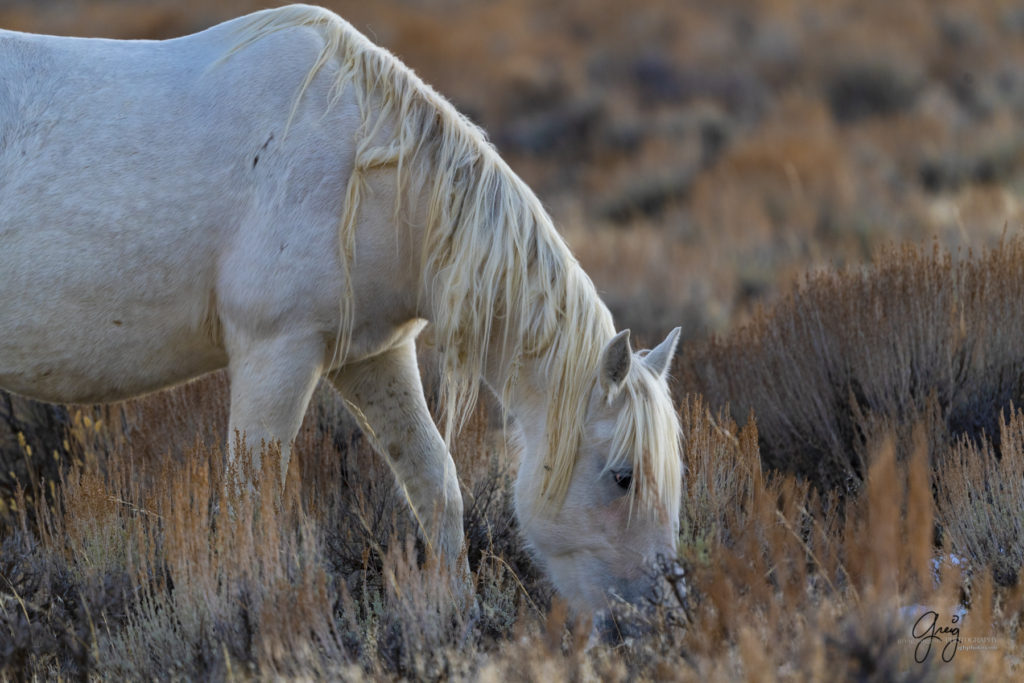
[[599, 330, 632, 401], [642, 326, 681, 379]]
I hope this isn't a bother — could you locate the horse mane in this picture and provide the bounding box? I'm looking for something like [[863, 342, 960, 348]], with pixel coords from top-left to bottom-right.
[[227, 5, 680, 515]]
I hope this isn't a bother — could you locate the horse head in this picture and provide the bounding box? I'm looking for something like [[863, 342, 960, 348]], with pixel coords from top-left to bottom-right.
[[515, 327, 683, 623]]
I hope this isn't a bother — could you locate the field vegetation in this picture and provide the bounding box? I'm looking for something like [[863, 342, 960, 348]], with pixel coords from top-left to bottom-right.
[[3, 0, 1024, 679]]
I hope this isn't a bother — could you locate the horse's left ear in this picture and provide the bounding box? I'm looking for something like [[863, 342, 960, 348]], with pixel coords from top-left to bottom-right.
[[600, 329, 632, 400], [642, 327, 681, 379]]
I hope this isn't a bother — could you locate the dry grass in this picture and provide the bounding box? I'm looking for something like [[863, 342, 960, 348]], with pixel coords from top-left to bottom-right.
[[652, 398, 1019, 681], [1, 375, 551, 679], [3, 378, 1023, 679]]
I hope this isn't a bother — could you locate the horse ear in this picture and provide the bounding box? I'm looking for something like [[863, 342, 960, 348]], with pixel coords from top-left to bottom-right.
[[642, 327, 681, 379], [600, 329, 632, 399]]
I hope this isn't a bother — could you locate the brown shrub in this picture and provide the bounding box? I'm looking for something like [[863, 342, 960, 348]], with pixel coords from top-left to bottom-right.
[[688, 238, 1024, 494], [936, 406, 1024, 587]]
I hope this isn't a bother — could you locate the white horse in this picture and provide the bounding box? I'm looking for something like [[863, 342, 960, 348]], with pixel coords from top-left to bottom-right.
[[0, 5, 682, 615]]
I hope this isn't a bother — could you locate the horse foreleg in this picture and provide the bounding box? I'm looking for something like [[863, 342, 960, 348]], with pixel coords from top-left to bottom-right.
[[328, 341, 466, 569], [226, 333, 324, 487]]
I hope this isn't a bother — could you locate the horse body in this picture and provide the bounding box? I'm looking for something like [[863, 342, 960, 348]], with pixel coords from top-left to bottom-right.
[[0, 5, 683, 617], [2, 19, 356, 403]]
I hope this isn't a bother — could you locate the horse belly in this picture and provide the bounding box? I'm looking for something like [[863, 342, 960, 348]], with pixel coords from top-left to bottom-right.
[[0, 214, 229, 404], [0, 265, 228, 405], [0, 330, 226, 406]]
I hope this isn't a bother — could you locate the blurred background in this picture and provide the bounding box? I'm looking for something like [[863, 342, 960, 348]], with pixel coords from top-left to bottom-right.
[[7, 0, 1024, 349]]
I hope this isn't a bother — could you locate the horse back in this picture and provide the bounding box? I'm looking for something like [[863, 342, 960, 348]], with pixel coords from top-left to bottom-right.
[[0, 16, 359, 403]]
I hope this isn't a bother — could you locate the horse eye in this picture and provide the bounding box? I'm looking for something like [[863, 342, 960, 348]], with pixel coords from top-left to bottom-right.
[[612, 469, 632, 490]]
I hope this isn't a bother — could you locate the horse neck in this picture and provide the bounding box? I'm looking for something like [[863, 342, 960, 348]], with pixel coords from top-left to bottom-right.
[[407, 145, 614, 483], [480, 337, 554, 506], [476, 291, 612, 503], [482, 344, 549, 455]]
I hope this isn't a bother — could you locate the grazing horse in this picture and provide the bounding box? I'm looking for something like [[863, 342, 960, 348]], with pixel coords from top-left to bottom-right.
[[0, 4, 682, 615]]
